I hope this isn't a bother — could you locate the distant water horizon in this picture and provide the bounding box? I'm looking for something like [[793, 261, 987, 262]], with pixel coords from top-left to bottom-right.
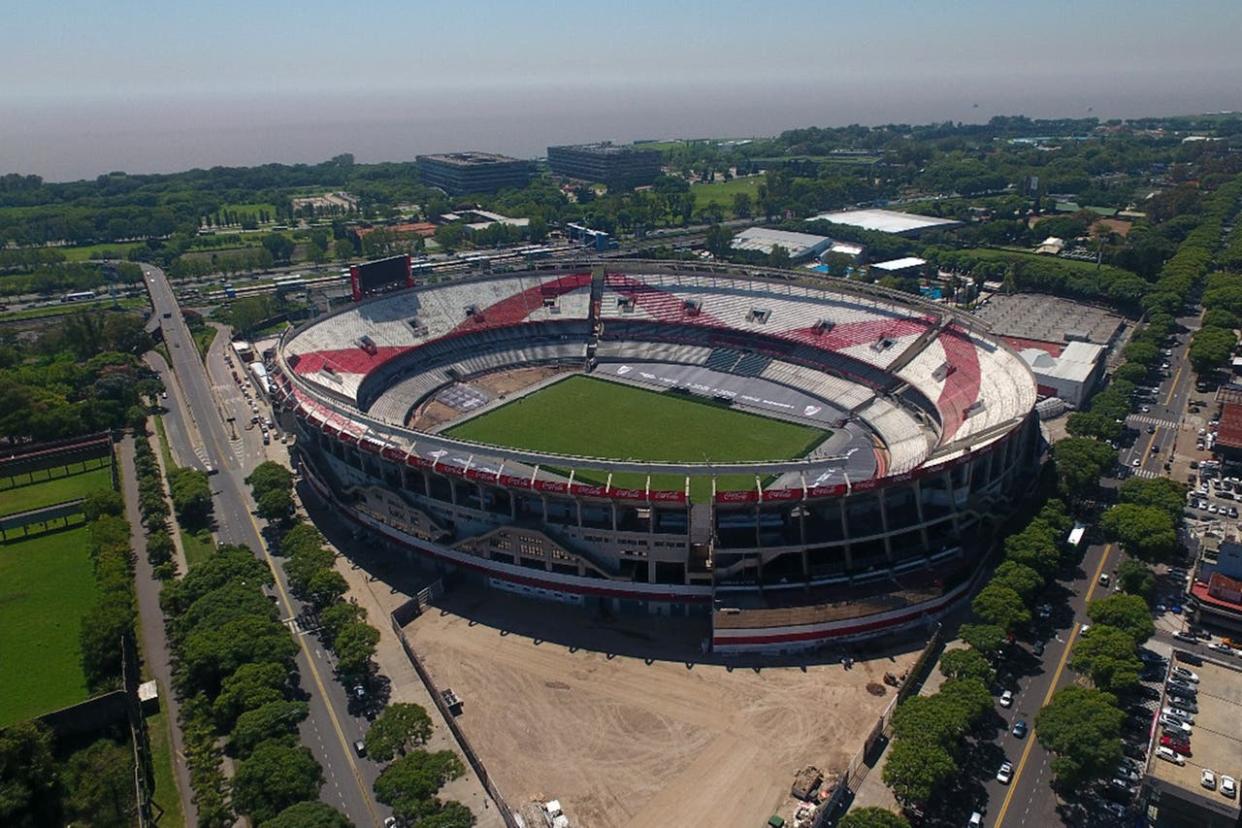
[[4, 78, 1239, 182]]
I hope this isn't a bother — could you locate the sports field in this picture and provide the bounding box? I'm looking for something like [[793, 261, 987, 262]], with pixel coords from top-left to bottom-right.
[[445, 375, 828, 463], [0, 460, 113, 517], [0, 525, 98, 725]]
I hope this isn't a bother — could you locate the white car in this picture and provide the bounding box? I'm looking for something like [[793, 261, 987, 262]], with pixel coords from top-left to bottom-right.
[[1222, 776, 1237, 799], [1203, 769, 1217, 790], [1132, 458, 1141, 467], [1157, 746, 1186, 765], [997, 761, 1013, 784], [1000, 690, 1014, 708], [1208, 642, 1235, 654], [1172, 667, 1199, 683], [1079, 623, 1091, 636], [1160, 714, 1192, 733], [1163, 706, 1195, 724]]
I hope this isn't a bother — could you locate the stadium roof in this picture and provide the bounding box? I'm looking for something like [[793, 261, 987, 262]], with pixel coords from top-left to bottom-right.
[[730, 227, 831, 260], [808, 208, 960, 236]]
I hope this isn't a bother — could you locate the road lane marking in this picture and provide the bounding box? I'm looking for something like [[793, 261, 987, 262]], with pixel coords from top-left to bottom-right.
[[993, 543, 1115, 828]]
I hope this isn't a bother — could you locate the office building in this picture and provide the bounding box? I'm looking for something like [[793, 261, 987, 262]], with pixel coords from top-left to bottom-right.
[[547, 142, 663, 189], [417, 152, 534, 195]]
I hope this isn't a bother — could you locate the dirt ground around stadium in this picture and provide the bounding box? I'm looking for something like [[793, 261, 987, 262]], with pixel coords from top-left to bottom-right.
[[404, 586, 921, 828]]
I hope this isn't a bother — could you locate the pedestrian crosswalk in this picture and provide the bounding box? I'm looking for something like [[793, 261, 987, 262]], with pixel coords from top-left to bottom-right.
[[1127, 414, 1178, 429], [1132, 468, 1161, 479]]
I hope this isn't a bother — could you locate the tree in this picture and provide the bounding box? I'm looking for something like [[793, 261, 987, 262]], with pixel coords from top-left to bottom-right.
[[1118, 477, 1187, 523], [213, 661, 291, 729], [364, 703, 434, 762], [62, 738, 135, 828], [991, 560, 1045, 603], [839, 808, 909, 828], [1065, 411, 1122, 443], [1003, 522, 1062, 579], [1051, 437, 1115, 500], [881, 738, 957, 807], [938, 647, 996, 686], [256, 487, 294, 523], [959, 623, 1007, 658], [1035, 686, 1124, 788], [1099, 504, 1178, 560], [1116, 559, 1156, 602], [320, 601, 368, 647], [1189, 326, 1236, 374], [265, 801, 352, 828], [333, 621, 380, 676], [305, 567, 349, 610], [1070, 626, 1142, 693], [231, 742, 323, 824], [83, 489, 124, 521], [246, 461, 293, 501], [179, 615, 298, 696], [230, 700, 309, 756], [334, 239, 355, 262], [261, 233, 296, 264], [0, 721, 59, 827], [767, 244, 791, 270], [373, 750, 466, 824], [1088, 594, 1155, 644], [418, 800, 476, 828], [704, 224, 734, 258], [971, 583, 1031, 632]]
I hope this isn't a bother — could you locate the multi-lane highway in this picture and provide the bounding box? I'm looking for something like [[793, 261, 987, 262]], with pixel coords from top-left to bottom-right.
[[142, 264, 389, 826], [978, 315, 1202, 828]]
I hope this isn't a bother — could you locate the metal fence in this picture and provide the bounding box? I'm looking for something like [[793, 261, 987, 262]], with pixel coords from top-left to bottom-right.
[[389, 601, 522, 828]]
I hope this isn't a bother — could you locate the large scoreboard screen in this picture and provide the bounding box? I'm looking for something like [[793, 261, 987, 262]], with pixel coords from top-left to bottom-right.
[[350, 255, 413, 301]]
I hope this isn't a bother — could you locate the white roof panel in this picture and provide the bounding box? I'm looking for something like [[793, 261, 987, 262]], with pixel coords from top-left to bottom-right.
[[810, 208, 959, 235]]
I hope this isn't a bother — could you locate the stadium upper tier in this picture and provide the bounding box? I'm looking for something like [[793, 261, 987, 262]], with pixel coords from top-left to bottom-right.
[[276, 263, 1036, 481]]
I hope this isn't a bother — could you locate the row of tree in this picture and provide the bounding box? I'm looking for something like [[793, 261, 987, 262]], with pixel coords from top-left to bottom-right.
[[881, 494, 1073, 812], [247, 462, 381, 681], [78, 491, 138, 693]]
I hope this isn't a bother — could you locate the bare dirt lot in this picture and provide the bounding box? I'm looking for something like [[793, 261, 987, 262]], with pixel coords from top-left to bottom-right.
[[404, 587, 920, 828]]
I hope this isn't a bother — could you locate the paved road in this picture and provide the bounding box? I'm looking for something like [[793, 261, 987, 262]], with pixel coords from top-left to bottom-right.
[[142, 264, 388, 827], [120, 434, 197, 826], [978, 315, 1202, 828]]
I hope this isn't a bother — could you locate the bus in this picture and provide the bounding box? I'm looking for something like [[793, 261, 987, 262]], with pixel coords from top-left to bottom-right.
[[62, 291, 96, 303]]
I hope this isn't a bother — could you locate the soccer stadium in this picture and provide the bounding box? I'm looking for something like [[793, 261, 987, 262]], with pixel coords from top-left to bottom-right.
[[272, 260, 1042, 653]]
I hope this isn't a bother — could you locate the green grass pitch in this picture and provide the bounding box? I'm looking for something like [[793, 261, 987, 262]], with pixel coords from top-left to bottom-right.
[[0, 525, 99, 726], [445, 375, 829, 465], [0, 460, 113, 517]]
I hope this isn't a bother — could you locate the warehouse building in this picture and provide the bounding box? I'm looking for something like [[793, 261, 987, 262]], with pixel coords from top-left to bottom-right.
[[809, 208, 961, 237], [729, 227, 832, 261], [547, 142, 663, 189], [416, 152, 534, 195], [1018, 340, 1105, 406]]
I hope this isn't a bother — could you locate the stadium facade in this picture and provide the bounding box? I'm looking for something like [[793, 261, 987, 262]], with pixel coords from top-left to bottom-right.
[[272, 262, 1041, 653]]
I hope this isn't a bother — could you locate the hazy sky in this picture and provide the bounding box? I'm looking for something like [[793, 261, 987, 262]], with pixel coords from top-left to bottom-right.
[[3, 0, 1240, 180]]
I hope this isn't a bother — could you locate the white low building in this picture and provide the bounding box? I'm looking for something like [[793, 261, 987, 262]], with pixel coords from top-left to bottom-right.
[[730, 227, 832, 261], [1019, 341, 1105, 406]]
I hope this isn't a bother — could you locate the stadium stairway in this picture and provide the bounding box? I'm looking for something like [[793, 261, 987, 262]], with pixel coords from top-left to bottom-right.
[[884, 314, 947, 376]]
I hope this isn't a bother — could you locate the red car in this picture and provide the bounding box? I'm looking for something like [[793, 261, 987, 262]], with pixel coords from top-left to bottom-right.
[[1160, 734, 1191, 755]]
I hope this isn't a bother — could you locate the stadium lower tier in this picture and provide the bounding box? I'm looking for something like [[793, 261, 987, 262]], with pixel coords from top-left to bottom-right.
[[292, 409, 1041, 653]]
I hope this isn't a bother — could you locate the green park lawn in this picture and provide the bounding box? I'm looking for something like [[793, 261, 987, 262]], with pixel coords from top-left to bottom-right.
[[0, 460, 114, 517], [59, 241, 146, 262], [690, 175, 765, 211], [0, 525, 99, 726]]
